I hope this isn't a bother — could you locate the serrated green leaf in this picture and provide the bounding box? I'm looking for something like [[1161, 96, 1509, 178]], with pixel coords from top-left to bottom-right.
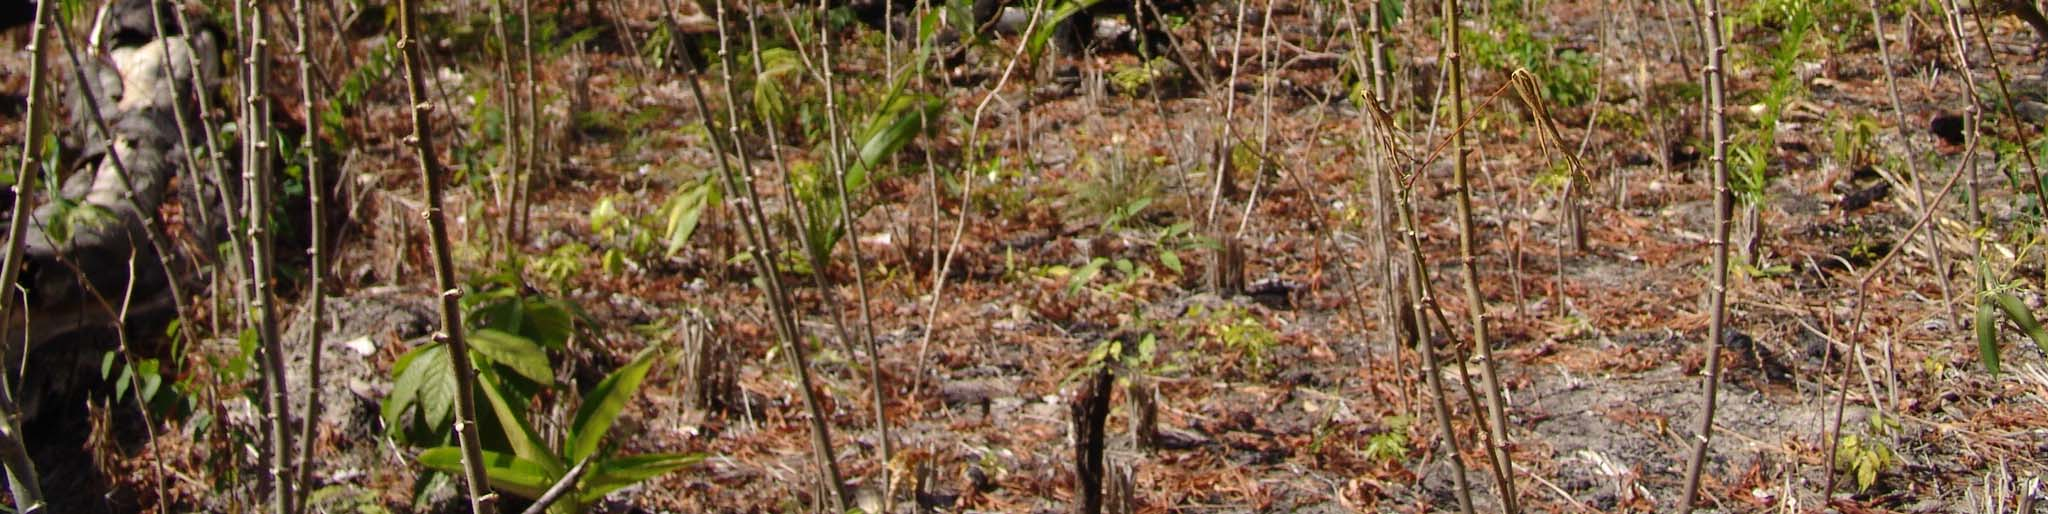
[[469, 329, 554, 386], [568, 349, 658, 463], [417, 447, 555, 500], [387, 344, 455, 431]]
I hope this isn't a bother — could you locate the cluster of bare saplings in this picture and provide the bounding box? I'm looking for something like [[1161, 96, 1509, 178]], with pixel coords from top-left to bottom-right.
[[1, 0, 2048, 512]]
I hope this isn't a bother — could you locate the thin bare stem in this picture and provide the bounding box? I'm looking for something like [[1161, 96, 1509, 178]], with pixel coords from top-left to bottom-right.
[[291, 0, 329, 506], [697, 3, 847, 508], [396, 0, 497, 510], [0, 2, 55, 509], [519, 458, 592, 514], [805, 4, 893, 509], [1442, 1, 1519, 510], [517, 0, 539, 243], [160, 4, 257, 333], [1678, 0, 1732, 508], [229, 2, 297, 509], [1866, 0, 1951, 408], [912, 0, 1048, 399], [489, 0, 522, 257], [1203, 0, 1251, 227]]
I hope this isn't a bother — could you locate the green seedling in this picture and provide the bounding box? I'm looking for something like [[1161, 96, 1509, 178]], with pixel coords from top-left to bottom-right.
[[1976, 285, 2048, 375], [419, 349, 702, 513]]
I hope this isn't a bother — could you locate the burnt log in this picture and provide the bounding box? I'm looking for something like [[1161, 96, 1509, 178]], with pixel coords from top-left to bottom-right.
[[6, 0, 220, 416]]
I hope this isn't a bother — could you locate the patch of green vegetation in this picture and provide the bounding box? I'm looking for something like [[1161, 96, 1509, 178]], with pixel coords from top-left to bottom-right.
[[1081, 332, 1181, 380], [1726, 0, 1830, 227], [1733, 0, 1866, 47], [1186, 304, 1278, 376], [1833, 415, 1900, 493], [1461, 7, 1598, 107], [381, 273, 693, 513], [1109, 57, 1186, 97], [417, 348, 703, 514], [306, 485, 395, 514], [1363, 415, 1415, 463], [583, 177, 720, 277], [1066, 151, 1170, 231], [1827, 113, 1881, 172]]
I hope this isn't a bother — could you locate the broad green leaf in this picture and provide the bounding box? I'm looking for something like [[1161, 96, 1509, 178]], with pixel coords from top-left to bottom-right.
[[385, 344, 454, 431], [417, 447, 556, 499], [1024, 0, 1108, 59], [662, 182, 719, 257], [1159, 249, 1182, 274], [469, 329, 555, 386], [1979, 300, 2002, 375], [851, 96, 942, 187], [1993, 292, 2048, 354], [1855, 455, 1878, 491], [471, 295, 524, 334], [521, 298, 576, 349], [474, 365, 565, 473], [115, 365, 132, 400], [567, 350, 658, 463], [1068, 257, 1108, 294], [418, 348, 456, 432], [138, 360, 162, 401], [577, 453, 705, 503]]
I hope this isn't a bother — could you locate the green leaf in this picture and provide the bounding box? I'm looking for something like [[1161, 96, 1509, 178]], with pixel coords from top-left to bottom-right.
[[1855, 455, 1877, 491], [385, 343, 455, 431], [417, 447, 556, 499], [474, 365, 565, 472], [472, 295, 525, 334], [577, 453, 705, 503], [521, 299, 576, 349], [1068, 257, 1108, 294], [1024, 0, 1108, 58], [115, 365, 133, 400], [662, 181, 719, 257], [137, 359, 161, 401], [1159, 249, 1183, 274], [469, 329, 555, 386], [851, 96, 942, 186], [567, 350, 658, 463], [1978, 300, 2002, 375], [1993, 292, 2048, 354]]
